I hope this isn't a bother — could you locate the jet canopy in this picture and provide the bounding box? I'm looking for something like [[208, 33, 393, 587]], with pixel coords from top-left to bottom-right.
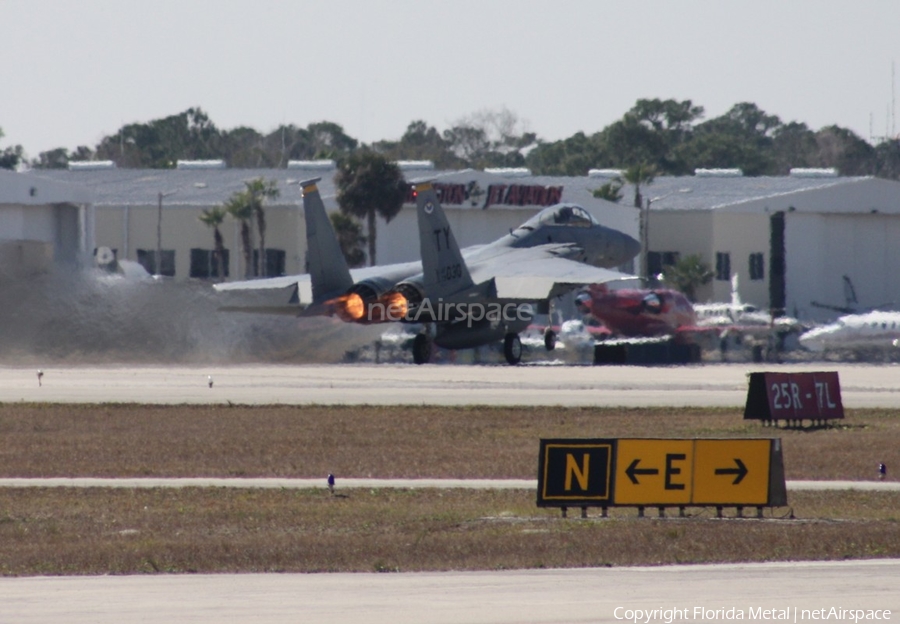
[[514, 204, 598, 233]]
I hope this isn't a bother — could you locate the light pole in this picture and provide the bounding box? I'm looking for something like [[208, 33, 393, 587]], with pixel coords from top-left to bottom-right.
[[641, 188, 691, 282], [156, 190, 178, 277]]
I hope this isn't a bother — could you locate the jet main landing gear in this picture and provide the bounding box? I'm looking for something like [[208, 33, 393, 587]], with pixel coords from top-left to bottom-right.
[[412, 333, 432, 365], [503, 333, 522, 365]]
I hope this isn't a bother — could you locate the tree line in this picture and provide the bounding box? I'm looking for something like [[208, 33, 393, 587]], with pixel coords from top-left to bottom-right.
[[3, 99, 899, 178]]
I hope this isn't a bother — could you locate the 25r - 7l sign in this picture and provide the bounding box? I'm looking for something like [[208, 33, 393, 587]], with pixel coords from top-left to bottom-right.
[[537, 438, 787, 508], [743, 371, 843, 422]]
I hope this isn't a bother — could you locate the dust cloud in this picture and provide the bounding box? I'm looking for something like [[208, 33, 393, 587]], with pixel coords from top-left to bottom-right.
[[0, 269, 380, 366]]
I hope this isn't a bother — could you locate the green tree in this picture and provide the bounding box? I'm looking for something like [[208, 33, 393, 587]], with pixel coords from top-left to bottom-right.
[[592, 177, 624, 203], [373, 120, 461, 169], [597, 99, 704, 175], [662, 254, 714, 302], [94, 107, 221, 168], [199, 206, 228, 280], [679, 102, 781, 175], [0, 127, 24, 170], [330, 212, 367, 268], [874, 139, 900, 180], [623, 163, 656, 208], [224, 191, 255, 278], [527, 131, 613, 175], [335, 151, 407, 266], [814, 126, 875, 176], [243, 178, 279, 277]]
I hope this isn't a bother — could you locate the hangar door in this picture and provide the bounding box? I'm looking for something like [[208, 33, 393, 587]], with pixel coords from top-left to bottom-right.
[[785, 212, 900, 322]]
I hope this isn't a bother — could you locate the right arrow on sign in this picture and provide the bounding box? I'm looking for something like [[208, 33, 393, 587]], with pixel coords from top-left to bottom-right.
[[625, 459, 660, 484], [714, 458, 748, 485]]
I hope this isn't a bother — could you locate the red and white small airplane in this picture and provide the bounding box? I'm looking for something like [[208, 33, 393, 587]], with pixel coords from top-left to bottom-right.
[[576, 282, 697, 338]]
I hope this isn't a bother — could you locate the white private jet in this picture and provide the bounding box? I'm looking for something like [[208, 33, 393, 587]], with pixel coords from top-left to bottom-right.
[[799, 310, 900, 354]]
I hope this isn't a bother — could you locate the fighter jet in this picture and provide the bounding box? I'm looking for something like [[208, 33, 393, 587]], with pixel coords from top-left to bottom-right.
[[215, 178, 639, 364]]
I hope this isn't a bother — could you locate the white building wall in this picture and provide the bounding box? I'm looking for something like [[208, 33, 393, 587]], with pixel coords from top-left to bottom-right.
[[786, 212, 900, 322], [94, 203, 304, 279], [712, 212, 770, 307], [650, 211, 715, 301]]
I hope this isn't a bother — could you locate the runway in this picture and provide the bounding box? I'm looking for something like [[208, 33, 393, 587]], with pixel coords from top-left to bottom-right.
[[3, 362, 900, 407], [3, 560, 898, 624], [2, 362, 899, 622], [1, 477, 899, 491]]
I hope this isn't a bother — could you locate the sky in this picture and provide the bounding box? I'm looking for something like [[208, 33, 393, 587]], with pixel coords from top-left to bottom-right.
[[2, 0, 900, 158]]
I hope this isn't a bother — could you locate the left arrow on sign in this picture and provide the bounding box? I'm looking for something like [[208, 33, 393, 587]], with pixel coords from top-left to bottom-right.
[[625, 459, 660, 485], [714, 458, 748, 485]]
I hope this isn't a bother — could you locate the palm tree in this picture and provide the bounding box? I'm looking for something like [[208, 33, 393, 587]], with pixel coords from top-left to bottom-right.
[[224, 191, 254, 278], [623, 163, 657, 208], [662, 254, 714, 302], [330, 212, 367, 268], [335, 150, 406, 266], [243, 178, 279, 277], [199, 206, 228, 280]]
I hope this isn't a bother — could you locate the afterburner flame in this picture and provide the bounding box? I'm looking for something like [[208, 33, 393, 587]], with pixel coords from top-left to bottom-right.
[[327, 291, 408, 324], [328, 293, 365, 322], [372, 291, 408, 322]]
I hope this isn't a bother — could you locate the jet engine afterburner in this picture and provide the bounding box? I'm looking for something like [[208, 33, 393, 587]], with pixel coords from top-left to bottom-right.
[[325, 278, 408, 324]]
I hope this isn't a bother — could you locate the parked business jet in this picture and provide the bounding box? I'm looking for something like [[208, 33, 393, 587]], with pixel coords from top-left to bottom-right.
[[799, 310, 900, 353]]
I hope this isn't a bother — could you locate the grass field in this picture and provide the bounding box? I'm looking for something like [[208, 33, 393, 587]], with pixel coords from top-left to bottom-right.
[[1, 404, 898, 575]]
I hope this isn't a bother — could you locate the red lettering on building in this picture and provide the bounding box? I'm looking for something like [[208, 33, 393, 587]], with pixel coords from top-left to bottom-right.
[[485, 184, 508, 208]]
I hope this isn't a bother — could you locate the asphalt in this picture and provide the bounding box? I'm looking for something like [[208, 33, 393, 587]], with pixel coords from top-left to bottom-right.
[[2, 362, 899, 622], [2, 362, 900, 407]]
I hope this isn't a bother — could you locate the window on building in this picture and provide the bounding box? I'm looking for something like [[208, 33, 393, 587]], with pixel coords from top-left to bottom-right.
[[136, 249, 175, 277], [647, 251, 680, 278], [252, 248, 286, 278], [715, 252, 731, 281], [749, 252, 765, 281], [190, 248, 230, 279]]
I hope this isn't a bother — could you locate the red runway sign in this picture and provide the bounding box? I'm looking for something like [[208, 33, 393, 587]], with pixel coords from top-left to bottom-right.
[[744, 371, 844, 422]]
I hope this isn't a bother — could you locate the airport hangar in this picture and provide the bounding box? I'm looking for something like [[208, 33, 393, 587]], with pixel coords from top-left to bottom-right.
[[0, 169, 94, 278], [27, 163, 900, 323]]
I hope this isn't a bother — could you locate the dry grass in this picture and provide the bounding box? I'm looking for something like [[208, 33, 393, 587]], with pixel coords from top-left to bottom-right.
[[0, 404, 897, 480], [1, 488, 898, 576], [2, 403, 899, 576]]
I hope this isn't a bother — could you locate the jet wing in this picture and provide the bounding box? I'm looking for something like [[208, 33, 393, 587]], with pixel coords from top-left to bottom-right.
[[213, 261, 423, 308], [469, 248, 634, 300]]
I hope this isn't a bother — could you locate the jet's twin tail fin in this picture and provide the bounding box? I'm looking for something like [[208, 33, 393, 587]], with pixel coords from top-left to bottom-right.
[[414, 181, 475, 298], [302, 178, 354, 302]]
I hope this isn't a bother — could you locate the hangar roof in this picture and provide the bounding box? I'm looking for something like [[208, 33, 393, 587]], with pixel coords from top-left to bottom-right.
[[0, 169, 92, 205], [24, 167, 900, 214]]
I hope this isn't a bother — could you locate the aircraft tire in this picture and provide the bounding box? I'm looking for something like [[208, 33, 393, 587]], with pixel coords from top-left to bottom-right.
[[544, 329, 557, 352], [504, 333, 523, 365], [412, 334, 432, 365]]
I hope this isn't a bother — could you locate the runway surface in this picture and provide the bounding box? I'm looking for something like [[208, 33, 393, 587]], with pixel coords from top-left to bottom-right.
[[1, 477, 898, 491], [2, 362, 899, 622], [3, 362, 900, 407], [3, 559, 898, 624]]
